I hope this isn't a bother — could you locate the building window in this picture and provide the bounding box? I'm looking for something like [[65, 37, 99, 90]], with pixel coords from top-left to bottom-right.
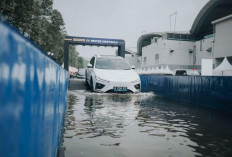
[[143, 57, 147, 65], [154, 37, 158, 43], [155, 54, 159, 64], [200, 40, 203, 51]]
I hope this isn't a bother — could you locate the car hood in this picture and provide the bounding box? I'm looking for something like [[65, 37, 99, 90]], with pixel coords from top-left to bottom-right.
[[94, 69, 140, 82]]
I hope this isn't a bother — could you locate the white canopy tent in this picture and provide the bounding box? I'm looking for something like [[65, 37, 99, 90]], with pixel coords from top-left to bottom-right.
[[136, 65, 174, 75], [163, 65, 174, 75], [213, 57, 232, 76]]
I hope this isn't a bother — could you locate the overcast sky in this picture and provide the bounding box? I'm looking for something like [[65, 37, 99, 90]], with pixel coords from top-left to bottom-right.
[[53, 0, 209, 59]]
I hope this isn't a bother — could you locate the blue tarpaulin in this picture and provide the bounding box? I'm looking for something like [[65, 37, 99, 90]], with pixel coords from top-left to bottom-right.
[[0, 21, 69, 156], [140, 75, 232, 112]]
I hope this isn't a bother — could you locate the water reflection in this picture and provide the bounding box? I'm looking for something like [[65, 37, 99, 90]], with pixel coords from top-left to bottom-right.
[[66, 94, 141, 140], [137, 96, 232, 157], [60, 91, 232, 157]]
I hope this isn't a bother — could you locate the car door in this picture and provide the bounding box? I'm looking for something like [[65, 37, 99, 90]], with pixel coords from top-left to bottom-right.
[[86, 57, 95, 82]]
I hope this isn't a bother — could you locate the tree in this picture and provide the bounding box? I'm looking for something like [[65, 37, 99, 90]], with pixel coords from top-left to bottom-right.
[[77, 57, 85, 68], [0, 0, 89, 66], [47, 9, 66, 64], [69, 45, 79, 68], [69, 45, 88, 69], [0, 0, 15, 23], [41, 0, 53, 16], [7, 0, 37, 35], [28, 1, 44, 46], [0, 0, 67, 65]]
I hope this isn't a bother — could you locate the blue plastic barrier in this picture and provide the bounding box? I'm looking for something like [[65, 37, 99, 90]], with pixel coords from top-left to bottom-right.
[[140, 75, 232, 112], [0, 21, 69, 156]]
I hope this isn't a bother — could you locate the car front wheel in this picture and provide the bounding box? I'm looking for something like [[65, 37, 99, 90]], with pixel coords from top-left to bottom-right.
[[85, 75, 89, 86], [90, 77, 94, 92]]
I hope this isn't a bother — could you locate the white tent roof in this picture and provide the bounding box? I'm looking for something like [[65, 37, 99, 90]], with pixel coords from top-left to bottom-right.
[[214, 57, 232, 71], [213, 57, 232, 76], [136, 65, 174, 75], [163, 65, 174, 75], [152, 65, 174, 75]]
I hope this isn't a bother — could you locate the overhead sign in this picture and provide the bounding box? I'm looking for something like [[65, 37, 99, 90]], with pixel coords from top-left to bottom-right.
[[64, 36, 125, 71], [65, 36, 125, 46]]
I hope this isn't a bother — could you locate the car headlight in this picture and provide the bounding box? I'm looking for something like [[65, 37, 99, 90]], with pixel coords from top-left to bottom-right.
[[131, 79, 140, 83], [95, 76, 109, 83]]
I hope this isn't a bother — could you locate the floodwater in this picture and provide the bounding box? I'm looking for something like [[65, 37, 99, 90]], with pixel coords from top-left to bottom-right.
[[58, 79, 232, 157]]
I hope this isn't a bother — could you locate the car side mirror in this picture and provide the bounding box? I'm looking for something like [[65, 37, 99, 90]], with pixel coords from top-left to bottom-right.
[[87, 63, 92, 68], [131, 65, 135, 69]]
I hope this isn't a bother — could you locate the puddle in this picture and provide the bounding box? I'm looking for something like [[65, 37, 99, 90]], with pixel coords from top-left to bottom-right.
[[58, 80, 232, 157]]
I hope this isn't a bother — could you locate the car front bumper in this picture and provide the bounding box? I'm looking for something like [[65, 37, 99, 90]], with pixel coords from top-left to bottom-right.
[[94, 80, 141, 93]]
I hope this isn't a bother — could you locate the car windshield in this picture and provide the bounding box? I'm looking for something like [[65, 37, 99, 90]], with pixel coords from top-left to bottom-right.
[[95, 58, 131, 70]]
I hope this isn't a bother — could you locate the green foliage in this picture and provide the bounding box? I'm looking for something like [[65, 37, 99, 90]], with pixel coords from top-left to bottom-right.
[[13, 0, 35, 34], [77, 57, 85, 68], [0, 0, 15, 22], [0, 0, 68, 65], [69, 45, 79, 68], [0, 0, 87, 66], [69, 46, 87, 69]]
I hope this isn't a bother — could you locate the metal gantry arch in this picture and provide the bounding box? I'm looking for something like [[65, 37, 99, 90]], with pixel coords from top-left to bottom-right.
[[64, 36, 125, 71]]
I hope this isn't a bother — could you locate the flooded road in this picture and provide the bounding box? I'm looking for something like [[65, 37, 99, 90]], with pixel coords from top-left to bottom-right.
[[59, 79, 232, 157]]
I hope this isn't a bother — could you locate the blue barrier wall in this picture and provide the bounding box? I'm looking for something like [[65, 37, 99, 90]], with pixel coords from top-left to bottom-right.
[[0, 21, 69, 156], [140, 75, 232, 112]]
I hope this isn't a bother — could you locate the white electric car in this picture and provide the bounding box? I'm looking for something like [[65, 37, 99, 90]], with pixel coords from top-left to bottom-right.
[[85, 55, 141, 93]]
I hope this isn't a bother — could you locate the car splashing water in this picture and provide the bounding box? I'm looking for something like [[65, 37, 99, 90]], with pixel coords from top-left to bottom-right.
[[58, 81, 232, 157]]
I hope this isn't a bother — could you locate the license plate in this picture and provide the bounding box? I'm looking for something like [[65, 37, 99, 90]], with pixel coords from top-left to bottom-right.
[[113, 87, 127, 92]]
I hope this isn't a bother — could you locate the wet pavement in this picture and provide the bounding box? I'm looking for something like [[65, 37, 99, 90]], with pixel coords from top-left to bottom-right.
[[58, 79, 232, 157]]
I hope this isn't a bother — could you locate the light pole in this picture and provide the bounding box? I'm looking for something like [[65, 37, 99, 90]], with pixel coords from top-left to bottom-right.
[[169, 11, 177, 32], [193, 44, 196, 70]]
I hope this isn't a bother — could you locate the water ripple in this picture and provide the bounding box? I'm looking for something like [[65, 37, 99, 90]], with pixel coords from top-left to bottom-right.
[[60, 90, 232, 157]]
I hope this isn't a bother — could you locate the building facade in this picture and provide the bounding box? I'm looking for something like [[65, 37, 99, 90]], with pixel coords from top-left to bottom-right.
[[141, 32, 214, 70], [137, 0, 232, 71], [212, 14, 232, 66]]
